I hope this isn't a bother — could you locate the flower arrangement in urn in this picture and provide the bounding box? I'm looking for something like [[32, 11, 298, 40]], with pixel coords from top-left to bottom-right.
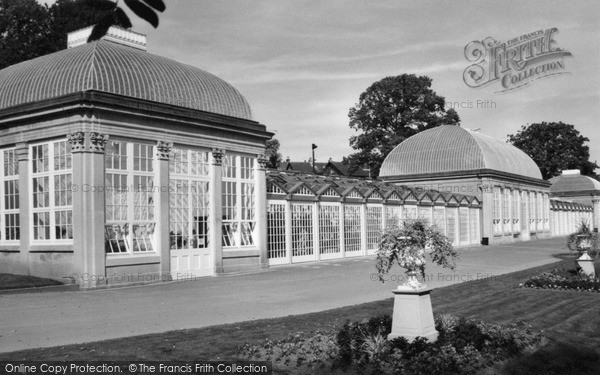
[[566, 220, 598, 257], [376, 218, 459, 290]]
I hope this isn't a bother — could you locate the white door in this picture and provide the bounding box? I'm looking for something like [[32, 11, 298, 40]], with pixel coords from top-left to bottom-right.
[[170, 179, 212, 279]]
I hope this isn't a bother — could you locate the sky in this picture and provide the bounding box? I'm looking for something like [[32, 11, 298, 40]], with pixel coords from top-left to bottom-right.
[[40, 0, 600, 166]]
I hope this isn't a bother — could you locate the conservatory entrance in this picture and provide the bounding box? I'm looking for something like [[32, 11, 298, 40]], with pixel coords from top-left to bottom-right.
[[169, 148, 212, 278]]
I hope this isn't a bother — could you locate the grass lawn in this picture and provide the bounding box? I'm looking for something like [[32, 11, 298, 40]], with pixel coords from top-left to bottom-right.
[[0, 273, 63, 290], [1, 256, 600, 374]]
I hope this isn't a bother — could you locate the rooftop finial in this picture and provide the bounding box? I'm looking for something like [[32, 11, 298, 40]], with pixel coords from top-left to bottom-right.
[[67, 26, 147, 51]]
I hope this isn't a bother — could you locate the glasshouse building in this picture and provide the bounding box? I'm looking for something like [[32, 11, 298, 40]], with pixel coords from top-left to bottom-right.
[[0, 27, 593, 287], [0, 27, 271, 287], [379, 125, 559, 244]]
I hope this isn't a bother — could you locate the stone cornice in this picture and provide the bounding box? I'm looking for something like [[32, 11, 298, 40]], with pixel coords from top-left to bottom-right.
[[380, 168, 551, 188], [0, 91, 273, 140]]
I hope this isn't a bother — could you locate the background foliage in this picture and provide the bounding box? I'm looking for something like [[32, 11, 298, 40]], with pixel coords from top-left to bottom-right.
[[507, 121, 598, 180], [346, 74, 459, 178]]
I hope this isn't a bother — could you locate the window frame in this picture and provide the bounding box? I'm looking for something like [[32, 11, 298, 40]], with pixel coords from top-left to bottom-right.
[[0, 148, 20, 243], [104, 140, 157, 255], [221, 153, 257, 249], [29, 140, 73, 243]]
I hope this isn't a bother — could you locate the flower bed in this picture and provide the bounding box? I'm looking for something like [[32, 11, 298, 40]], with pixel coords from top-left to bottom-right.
[[238, 314, 542, 375], [520, 272, 600, 292], [519, 260, 600, 293]]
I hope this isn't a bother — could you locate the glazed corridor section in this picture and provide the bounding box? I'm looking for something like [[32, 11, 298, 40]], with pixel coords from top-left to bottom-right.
[[0, 143, 593, 280], [264, 171, 592, 265]]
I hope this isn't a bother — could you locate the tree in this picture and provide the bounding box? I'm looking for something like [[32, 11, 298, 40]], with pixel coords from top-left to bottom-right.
[[347, 74, 460, 178], [86, 0, 166, 43], [0, 0, 165, 71], [47, 0, 126, 51], [507, 122, 598, 180], [265, 138, 283, 169], [0, 0, 52, 70]]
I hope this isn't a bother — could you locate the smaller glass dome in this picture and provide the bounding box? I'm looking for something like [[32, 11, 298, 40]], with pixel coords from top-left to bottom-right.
[[379, 125, 542, 180]]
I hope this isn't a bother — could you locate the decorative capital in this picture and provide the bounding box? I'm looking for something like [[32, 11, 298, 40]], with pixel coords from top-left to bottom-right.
[[257, 154, 268, 170], [89, 132, 109, 152], [156, 141, 173, 160], [212, 148, 225, 166], [67, 131, 86, 152]]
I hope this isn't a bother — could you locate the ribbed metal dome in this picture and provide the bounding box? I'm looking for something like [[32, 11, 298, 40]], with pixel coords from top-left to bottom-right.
[[0, 40, 253, 120], [380, 125, 542, 179], [550, 171, 600, 194]]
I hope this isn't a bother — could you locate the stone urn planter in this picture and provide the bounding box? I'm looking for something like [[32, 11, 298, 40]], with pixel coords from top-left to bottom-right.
[[567, 221, 596, 256], [376, 219, 459, 342]]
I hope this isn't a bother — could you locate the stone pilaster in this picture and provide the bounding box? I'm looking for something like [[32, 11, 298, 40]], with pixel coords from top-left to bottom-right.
[[156, 141, 172, 279], [519, 190, 528, 240], [70, 131, 108, 288], [16, 142, 30, 275], [592, 198, 600, 231], [360, 202, 368, 255], [256, 155, 268, 269], [210, 148, 224, 273], [479, 179, 494, 245]]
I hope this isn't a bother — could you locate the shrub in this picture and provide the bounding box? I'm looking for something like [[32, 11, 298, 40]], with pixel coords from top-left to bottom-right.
[[238, 314, 542, 375]]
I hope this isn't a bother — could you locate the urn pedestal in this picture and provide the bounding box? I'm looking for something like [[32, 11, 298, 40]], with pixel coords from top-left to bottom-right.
[[577, 252, 596, 278], [388, 285, 439, 342]]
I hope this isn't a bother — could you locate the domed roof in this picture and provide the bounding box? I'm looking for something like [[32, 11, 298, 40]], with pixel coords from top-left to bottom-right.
[[550, 170, 600, 194], [379, 125, 542, 180], [0, 40, 253, 120]]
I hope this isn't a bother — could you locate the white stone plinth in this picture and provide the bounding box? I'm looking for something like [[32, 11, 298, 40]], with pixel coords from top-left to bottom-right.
[[388, 287, 439, 342], [578, 252, 596, 278]]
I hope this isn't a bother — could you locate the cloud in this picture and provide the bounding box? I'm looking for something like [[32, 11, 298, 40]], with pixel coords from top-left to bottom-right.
[[229, 71, 381, 85]]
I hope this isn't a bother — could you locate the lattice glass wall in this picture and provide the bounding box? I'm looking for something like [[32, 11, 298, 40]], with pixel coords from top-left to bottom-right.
[[384, 205, 402, 229], [493, 187, 501, 234], [344, 205, 362, 253], [1, 148, 19, 242], [512, 190, 520, 233], [469, 208, 480, 244], [521, 191, 528, 231], [319, 204, 340, 255], [459, 207, 469, 244], [31, 140, 72, 241], [418, 206, 432, 225], [366, 205, 383, 251], [105, 141, 155, 254], [543, 193, 550, 231], [503, 189, 511, 234], [433, 207, 446, 236], [529, 191, 536, 229], [291, 203, 314, 257], [267, 202, 286, 260], [446, 207, 457, 244]]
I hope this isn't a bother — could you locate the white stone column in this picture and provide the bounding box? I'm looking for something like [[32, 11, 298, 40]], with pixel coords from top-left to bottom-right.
[[339, 202, 346, 258], [256, 155, 268, 270], [360, 202, 367, 256], [480, 180, 494, 245], [70, 131, 108, 288], [285, 199, 292, 264], [592, 198, 600, 231], [314, 201, 321, 261], [210, 148, 224, 273], [16, 142, 30, 275], [156, 141, 172, 278]]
